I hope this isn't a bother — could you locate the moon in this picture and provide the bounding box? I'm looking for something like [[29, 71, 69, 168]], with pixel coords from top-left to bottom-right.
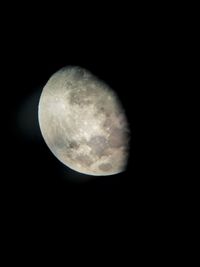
[[38, 66, 130, 176]]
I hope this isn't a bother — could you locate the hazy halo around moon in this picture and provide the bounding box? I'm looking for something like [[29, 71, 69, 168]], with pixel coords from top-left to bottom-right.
[[38, 66, 130, 177]]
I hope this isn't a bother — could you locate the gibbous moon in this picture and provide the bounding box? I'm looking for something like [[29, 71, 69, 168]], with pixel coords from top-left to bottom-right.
[[38, 66, 130, 176]]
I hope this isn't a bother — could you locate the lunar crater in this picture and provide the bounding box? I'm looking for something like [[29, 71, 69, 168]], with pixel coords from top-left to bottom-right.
[[68, 141, 79, 149]]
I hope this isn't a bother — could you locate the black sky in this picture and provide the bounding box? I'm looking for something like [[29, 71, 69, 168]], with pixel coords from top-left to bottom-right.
[[1, 5, 175, 254]]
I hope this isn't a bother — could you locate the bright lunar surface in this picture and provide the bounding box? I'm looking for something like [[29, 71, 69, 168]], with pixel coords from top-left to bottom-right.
[[38, 66, 130, 176]]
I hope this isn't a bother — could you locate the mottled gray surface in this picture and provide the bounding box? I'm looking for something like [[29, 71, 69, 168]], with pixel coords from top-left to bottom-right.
[[38, 66, 130, 176], [98, 163, 112, 172], [87, 135, 108, 157]]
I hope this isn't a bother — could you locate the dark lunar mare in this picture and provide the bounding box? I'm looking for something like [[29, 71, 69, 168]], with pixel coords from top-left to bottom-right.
[[87, 135, 109, 157], [98, 163, 112, 171]]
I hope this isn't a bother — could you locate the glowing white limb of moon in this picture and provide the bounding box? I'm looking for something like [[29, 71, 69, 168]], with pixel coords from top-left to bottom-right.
[[38, 66, 130, 176]]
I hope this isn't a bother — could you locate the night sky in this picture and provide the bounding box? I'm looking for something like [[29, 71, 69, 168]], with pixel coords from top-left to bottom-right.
[[1, 5, 174, 256]]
